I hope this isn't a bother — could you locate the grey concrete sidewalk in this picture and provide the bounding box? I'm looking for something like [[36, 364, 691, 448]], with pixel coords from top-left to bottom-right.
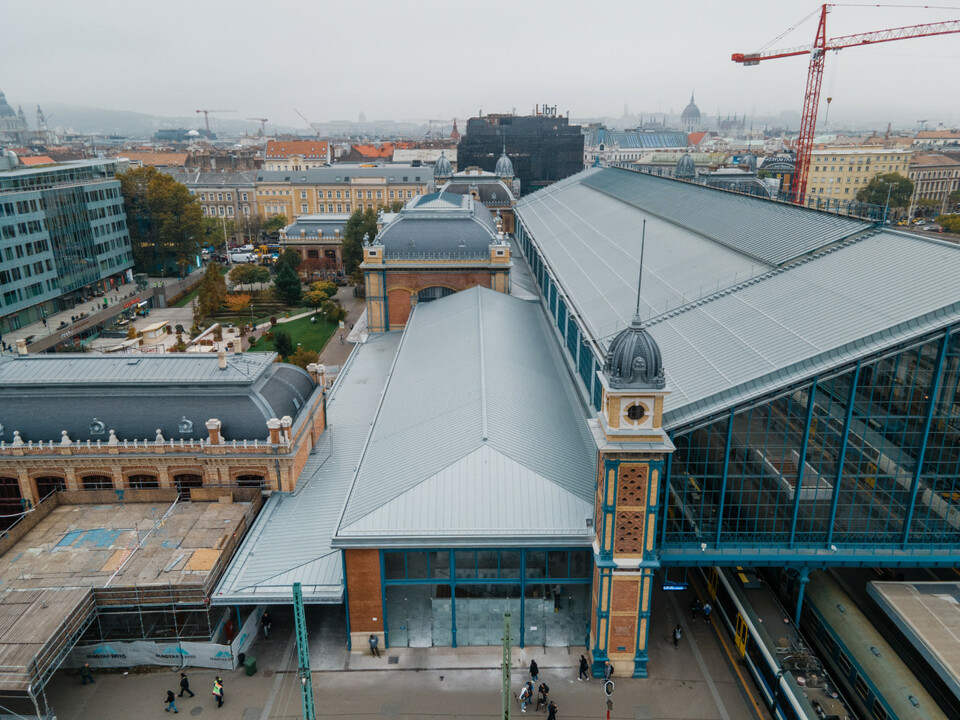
[[43, 587, 762, 720]]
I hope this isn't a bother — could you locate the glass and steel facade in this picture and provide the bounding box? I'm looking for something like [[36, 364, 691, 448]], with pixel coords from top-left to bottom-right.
[[661, 328, 960, 551], [380, 548, 592, 648], [0, 160, 133, 332]]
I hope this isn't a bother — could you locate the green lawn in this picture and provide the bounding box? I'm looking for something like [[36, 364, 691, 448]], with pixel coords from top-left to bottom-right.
[[247, 314, 339, 354]]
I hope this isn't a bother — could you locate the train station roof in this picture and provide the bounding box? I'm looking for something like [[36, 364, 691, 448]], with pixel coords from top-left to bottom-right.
[[516, 167, 960, 429]]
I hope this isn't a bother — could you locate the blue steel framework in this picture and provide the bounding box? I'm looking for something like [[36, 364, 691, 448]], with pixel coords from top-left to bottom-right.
[[379, 548, 592, 648], [514, 218, 960, 568]]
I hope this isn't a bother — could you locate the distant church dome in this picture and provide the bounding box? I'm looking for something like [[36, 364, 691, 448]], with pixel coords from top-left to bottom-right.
[[675, 153, 696, 180], [187, 129, 200, 137], [681, 92, 701, 132], [603, 316, 666, 389], [494, 151, 514, 178], [0, 91, 15, 117], [434, 151, 453, 179]]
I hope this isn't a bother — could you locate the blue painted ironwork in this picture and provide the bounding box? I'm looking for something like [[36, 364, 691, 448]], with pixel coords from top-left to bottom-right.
[[826, 361, 860, 549], [714, 409, 735, 547], [789, 380, 817, 548], [341, 551, 352, 651], [660, 443, 673, 550], [902, 328, 951, 547], [293, 582, 316, 720], [793, 567, 810, 628], [449, 551, 458, 648]]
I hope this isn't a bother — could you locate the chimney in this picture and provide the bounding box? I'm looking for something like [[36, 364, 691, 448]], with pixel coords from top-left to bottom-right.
[[280, 415, 293, 441], [218, 349, 227, 369], [267, 418, 282, 444], [16, 338, 28, 356], [205, 418, 222, 445]]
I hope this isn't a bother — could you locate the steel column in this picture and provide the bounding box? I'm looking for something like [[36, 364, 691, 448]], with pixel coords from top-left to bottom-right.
[[293, 582, 316, 720], [902, 328, 951, 546], [660, 447, 673, 549], [826, 361, 861, 549], [518, 550, 526, 648], [789, 380, 818, 547], [793, 567, 810, 628], [714, 409, 736, 547], [450, 551, 457, 648]]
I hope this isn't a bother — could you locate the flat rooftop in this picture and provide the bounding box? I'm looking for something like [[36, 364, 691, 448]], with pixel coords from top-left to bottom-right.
[[868, 580, 960, 704], [0, 492, 255, 696]]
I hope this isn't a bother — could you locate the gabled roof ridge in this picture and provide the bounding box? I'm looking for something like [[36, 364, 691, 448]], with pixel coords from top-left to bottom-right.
[[640, 227, 883, 333]]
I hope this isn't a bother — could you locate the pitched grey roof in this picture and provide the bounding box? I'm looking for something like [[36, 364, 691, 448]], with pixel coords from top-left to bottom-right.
[[283, 213, 350, 239], [516, 167, 960, 430], [378, 195, 499, 258], [0, 353, 315, 442], [256, 164, 430, 185], [334, 287, 597, 546], [161, 169, 257, 187], [212, 333, 403, 604]]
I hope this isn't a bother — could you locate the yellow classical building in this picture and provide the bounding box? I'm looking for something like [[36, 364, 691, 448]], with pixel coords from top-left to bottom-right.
[[255, 164, 432, 221], [807, 147, 911, 200]]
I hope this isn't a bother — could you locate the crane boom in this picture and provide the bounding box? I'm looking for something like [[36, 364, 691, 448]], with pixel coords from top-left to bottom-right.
[[732, 4, 960, 203]]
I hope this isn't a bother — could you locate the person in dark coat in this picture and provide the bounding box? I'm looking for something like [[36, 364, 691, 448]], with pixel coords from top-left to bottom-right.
[[179, 672, 194, 697], [578, 654, 589, 681], [529, 659, 539, 682], [547, 700, 558, 720], [80, 663, 94, 685], [165, 690, 179, 713]]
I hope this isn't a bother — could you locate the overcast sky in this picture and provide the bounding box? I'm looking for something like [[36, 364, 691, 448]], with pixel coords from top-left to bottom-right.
[[2, 0, 958, 129]]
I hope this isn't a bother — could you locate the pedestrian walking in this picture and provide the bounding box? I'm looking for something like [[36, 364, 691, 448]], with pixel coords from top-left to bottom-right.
[[578, 654, 589, 681], [260, 610, 273, 638], [547, 701, 558, 720], [529, 659, 539, 682], [179, 672, 194, 697], [369, 633, 381, 657], [703, 602, 713, 623], [518, 681, 533, 713], [165, 690, 179, 713], [603, 660, 613, 681], [536, 682, 550, 712], [80, 662, 94, 685], [673, 624, 682, 648], [212, 677, 223, 708], [339, 333, 344, 344], [690, 597, 701, 620]]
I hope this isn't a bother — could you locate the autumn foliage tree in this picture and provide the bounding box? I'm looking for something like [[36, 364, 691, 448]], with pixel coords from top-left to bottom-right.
[[119, 166, 203, 275], [196, 263, 228, 321], [224, 293, 252, 325]]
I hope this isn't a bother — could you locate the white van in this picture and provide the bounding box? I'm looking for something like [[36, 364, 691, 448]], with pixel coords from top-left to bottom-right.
[[230, 252, 255, 263]]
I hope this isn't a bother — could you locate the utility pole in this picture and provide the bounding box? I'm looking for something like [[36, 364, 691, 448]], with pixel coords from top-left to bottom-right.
[[293, 583, 316, 720], [501, 613, 512, 720]]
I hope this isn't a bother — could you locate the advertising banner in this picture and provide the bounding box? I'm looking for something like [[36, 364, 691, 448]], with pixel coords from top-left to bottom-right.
[[231, 605, 264, 659], [66, 639, 235, 670]]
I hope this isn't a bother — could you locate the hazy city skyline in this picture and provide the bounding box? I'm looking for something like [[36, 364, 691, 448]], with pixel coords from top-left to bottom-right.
[[2, 0, 959, 132]]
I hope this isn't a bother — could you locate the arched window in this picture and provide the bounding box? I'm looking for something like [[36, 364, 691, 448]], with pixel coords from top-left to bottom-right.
[[128, 474, 159, 489], [82, 475, 113, 490], [35, 476, 66, 498], [174, 474, 203, 500], [0, 476, 23, 531], [235, 474, 265, 489], [417, 286, 455, 304]]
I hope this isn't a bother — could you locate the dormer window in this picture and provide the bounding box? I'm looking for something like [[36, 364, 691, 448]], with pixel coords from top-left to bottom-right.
[[90, 419, 106, 436], [178, 417, 193, 434]]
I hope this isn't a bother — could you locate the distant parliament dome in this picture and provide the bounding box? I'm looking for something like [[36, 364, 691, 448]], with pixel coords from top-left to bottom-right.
[[681, 92, 701, 133], [434, 151, 453, 179], [494, 151, 514, 178]]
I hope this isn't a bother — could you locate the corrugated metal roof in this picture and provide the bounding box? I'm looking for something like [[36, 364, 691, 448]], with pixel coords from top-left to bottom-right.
[[576, 166, 870, 266], [335, 287, 597, 545], [212, 333, 403, 604], [516, 167, 960, 431]]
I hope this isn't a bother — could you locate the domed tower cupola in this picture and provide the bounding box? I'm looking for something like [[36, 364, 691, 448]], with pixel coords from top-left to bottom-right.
[[675, 153, 696, 181], [494, 150, 514, 179], [597, 315, 671, 442], [604, 316, 665, 390], [681, 91, 701, 133], [434, 151, 453, 182]]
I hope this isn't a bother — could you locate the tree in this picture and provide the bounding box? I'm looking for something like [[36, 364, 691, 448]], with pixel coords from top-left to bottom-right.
[[948, 190, 960, 212], [321, 299, 347, 324], [342, 208, 378, 275], [302, 290, 329, 314], [856, 172, 914, 209], [119, 166, 204, 275], [275, 249, 302, 273], [229, 263, 259, 287], [203, 217, 238, 249], [224, 293, 252, 325], [263, 214, 288, 233], [273, 262, 302, 305], [288, 347, 317, 370], [274, 329, 294, 359], [196, 263, 228, 320], [389, 200, 404, 212], [937, 214, 960, 234], [310, 280, 337, 297]]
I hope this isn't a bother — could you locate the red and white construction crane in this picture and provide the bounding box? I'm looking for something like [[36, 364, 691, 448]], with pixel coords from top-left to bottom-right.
[[732, 4, 960, 204]]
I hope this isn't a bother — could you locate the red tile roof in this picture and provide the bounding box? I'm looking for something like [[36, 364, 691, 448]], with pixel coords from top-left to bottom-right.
[[917, 130, 960, 139], [265, 140, 329, 159], [17, 155, 56, 166], [119, 151, 188, 167], [687, 132, 707, 147]]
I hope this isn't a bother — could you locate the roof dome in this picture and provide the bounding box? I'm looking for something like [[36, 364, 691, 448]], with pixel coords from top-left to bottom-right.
[[681, 93, 700, 121], [494, 151, 514, 178], [603, 316, 666, 389], [675, 153, 696, 180], [434, 151, 453, 178], [0, 92, 14, 117]]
